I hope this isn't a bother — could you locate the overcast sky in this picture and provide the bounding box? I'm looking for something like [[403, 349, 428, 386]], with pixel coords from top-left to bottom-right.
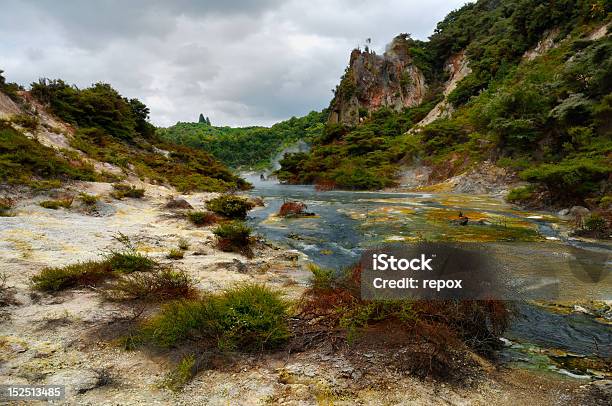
[[1, 0, 467, 127]]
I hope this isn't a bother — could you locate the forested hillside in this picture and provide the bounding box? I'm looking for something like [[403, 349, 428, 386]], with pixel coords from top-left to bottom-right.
[[157, 110, 326, 169], [277, 0, 611, 208], [0, 75, 249, 192]]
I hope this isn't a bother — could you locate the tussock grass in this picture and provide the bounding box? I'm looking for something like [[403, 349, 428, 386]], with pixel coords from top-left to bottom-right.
[[177, 238, 189, 250], [111, 183, 145, 199], [0, 198, 14, 216], [40, 198, 73, 210], [79, 192, 98, 206], [187, 211, 218, 226], [32, 233, 158, 292], [162, 354, 197, 391], [167, 249, 184, 260], [136, 284, 290, 351], [212, 221, 252, 254], [105, 268, 196, 302], [32, 260, 113, 292]]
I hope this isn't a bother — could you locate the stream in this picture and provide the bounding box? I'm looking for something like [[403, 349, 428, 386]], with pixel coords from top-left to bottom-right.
[[244, 174, 612, 378]]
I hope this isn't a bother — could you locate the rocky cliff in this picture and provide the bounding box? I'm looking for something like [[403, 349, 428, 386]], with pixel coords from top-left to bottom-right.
[[328, 34, 427, 126]]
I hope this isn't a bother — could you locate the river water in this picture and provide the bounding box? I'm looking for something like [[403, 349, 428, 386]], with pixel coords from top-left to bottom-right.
[[244, 175, 612, 377]]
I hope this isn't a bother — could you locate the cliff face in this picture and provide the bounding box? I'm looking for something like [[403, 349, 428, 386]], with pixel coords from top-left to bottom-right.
[[328, 35, 427, 126]]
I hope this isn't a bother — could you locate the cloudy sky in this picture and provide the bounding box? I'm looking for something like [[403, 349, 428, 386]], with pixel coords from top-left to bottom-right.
[[1, 0, 467, 127]]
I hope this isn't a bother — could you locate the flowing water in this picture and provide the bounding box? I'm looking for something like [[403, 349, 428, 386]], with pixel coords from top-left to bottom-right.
[[245, 175, 612, 377]]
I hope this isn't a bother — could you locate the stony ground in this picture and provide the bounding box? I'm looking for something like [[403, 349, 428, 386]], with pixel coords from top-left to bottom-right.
[[0, 181, 608, 405]]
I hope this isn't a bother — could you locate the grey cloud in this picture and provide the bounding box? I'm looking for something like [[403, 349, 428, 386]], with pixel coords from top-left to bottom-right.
[[1, 0, 467, 127]]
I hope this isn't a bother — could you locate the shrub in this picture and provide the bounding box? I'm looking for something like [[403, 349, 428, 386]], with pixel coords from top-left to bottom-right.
[[187, 211, 218, 226], [308, 263, 335, 291], [10, 114, 39, 130], [206, 195, 252, 219], [111, 183, 145, 199], [106, 268, 196, 302], [79, 193, 98, 206], [106, 251, 157, 273], [40, 198, 73, 210], [162, 354, 197, 391], [178, 238, 190, 250], [278, 201, 307, 217], [212, 221, 252, 253], [506, 185, 535, 203], [519, 157, 610, 199], [31, 260, 113, 292], [0, 198, 14, 216], [167, 249, 184, 260], [137, 284, 290, 351], [583, 213, 608, 234]]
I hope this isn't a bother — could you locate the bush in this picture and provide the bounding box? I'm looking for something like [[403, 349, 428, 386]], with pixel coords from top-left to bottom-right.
[[111, 183, 145, 199], [137, 284, 290, 351], [308, 263, 335, 291], [106, 268, 196, 302], [212, 221, 252, 253], [583, 213, 608, 234], [163, 354, 197, 392], [178, 238, 190, 250], [40, 198, 73, 210], [32, 260, 113, 292], [206, 195, 252, 219], [106, 251, 157, 273], [79, 193, 98, 206], [167, 249, 184, 260], [519, 157, 610, 199], [278, 201, 307, 217], [10, 114, 39, 130], [187, 211, 218, 226], [0, 198, 14, 216], [506, 186, 535, 203]]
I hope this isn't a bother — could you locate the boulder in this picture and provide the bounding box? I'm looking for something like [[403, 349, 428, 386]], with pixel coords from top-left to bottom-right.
[[165, 197, 193, 210], [569, 206, 590, 217], [557, 208, 570, 217]]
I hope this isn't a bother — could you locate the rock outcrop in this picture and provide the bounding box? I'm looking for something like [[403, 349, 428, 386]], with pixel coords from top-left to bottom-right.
[[328, 34, 427, 126]]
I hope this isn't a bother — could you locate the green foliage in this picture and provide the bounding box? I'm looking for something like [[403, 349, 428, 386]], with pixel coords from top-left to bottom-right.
[[519, 156, 610, 198], [506, 185, 536, 202], [583, 213, 607, 233], [32, 260, 113, 292], [32, 234, 159, 292], [30, 80, 154, 140], [10, 114, 39, 130], [0, 198, 13, 216], [106, 268, 196, 302], [307, 263, 334, 290], [206, 195, 252, 219], [40, 198, 72, 210], [212, 221, 252, 250], [276, 100, 440, 189], [137, 284, 290, 351], [167, 249, 184, 260], [79, 193, 98, 206], [0, 69, 23, 101], [0, 121, 97, 186], [177, 238, 190, 251], [162, 354, 197, 391], [25, 79, 246, 193], [157, 111, 326, 169], [187, 211, 218, 226], [111, 183, 145, 199]]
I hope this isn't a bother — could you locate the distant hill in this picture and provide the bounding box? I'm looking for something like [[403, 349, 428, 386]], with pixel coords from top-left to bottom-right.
[[157, 110, 326, 170]]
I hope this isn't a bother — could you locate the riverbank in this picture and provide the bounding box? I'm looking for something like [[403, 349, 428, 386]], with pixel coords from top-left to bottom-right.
[[1, 179, 610, 404]]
